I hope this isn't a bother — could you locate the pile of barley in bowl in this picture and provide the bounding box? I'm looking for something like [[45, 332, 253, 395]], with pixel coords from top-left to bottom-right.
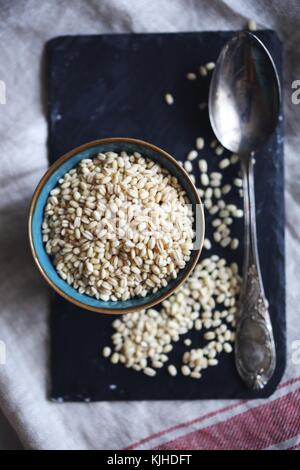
[[42, 151, 195, 301]]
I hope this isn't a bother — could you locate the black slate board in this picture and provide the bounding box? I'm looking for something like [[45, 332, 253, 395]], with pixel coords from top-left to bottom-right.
[[47, 31, 285, 401]]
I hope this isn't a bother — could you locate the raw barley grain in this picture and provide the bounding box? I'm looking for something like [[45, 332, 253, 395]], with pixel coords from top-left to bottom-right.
[[165, 93, 174, 105]]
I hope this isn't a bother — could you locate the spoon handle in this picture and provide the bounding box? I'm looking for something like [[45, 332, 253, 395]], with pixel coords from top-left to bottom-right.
[[235, 156, 276, 390]]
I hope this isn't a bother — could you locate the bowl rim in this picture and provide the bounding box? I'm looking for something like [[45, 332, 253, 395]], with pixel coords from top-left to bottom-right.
[[28, 137, 205, 314]]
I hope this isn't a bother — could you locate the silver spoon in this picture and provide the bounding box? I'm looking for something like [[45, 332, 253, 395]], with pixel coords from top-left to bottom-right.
[[208, 32, 280, 390]]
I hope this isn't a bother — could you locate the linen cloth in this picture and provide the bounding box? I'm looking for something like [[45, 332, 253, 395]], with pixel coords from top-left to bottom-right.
[[0, 0, 299, 450]]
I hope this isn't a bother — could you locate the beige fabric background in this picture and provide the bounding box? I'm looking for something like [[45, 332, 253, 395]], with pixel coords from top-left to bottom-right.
[[0, 0, 299, 450]]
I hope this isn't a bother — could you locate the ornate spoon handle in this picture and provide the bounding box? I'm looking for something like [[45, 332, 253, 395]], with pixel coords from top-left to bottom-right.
[[235, 156, 276, 390]]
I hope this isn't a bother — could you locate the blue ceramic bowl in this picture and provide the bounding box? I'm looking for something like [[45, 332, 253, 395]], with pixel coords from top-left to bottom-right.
[[29, 138, 204, 314]]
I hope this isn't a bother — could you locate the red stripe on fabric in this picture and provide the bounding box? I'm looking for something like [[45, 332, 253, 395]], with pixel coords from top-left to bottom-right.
[[155, 388, 300, 450], [287, 441, 300, 450], [126, 376, 300, 450], [126, 401, 245, 450], [277, 376, 300, 390]]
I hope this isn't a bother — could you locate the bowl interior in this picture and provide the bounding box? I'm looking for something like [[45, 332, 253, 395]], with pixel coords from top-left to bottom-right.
[[30, 140, 203, 313]]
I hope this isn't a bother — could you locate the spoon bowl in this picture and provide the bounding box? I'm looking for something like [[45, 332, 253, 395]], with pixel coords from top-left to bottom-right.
[[209, 31, 280, 155]]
